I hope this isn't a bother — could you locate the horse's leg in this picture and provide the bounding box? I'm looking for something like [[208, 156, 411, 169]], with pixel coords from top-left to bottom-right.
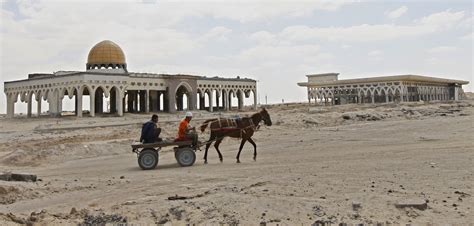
[[247, 137, 257, 161], [214, 137, 224, 163], [204, 133, 215, 164], [236, 138, 247, 163]]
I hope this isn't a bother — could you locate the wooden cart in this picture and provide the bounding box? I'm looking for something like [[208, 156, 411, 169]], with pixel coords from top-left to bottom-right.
[[131, 140, 197, 170]]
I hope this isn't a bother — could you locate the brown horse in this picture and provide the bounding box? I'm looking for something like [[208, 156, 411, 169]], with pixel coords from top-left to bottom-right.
[[200, 108, 272, 164]]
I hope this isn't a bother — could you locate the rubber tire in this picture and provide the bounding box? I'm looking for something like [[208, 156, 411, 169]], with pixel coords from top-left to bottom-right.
[[176, 148, 196, 167], [138, 149, 158, 170]]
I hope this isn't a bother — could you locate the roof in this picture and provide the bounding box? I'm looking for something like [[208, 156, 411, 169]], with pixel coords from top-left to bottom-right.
[[87, 40, 126, 65], [298, 74, 469, 87]]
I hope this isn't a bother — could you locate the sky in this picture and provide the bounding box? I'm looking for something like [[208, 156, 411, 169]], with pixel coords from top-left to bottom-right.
[[0, 0, 473, 114]]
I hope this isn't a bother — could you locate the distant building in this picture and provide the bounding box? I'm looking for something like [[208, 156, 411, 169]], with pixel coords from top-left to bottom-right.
[[4, 40, 257, 118], [297, 73, 469, 105]]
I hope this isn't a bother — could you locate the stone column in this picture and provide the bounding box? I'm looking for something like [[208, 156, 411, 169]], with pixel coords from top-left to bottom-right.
[[238, 91, 243, 110], [222, 92, 227, 111], [116, 91, 123, 116], [27, 95, 32, 118], [90, 92, 95, 117], [37, 97, 42, 117], [58, 96, 63, 117], [145, 90, 150, 113], [76, 91, 83, 117], [371, 93, 375, 104], [166, 87, 175, 113], [385, 94, 389, 103], [253, 90, 257, 110], [6, 94, 15, 118], [454, 87, 459, 101], [209, 91, 214, 112], [215, 92, 220, 111]]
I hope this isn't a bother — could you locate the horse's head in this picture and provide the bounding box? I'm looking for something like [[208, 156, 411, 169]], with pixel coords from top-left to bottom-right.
[[260, 108, 272, 126]]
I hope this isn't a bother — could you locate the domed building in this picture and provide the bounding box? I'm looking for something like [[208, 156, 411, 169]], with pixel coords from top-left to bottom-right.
[[4, 40, 257, 118]]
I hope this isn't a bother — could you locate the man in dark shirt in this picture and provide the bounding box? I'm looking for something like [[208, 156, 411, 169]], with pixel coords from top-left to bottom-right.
[[140, 114, 162, 143]]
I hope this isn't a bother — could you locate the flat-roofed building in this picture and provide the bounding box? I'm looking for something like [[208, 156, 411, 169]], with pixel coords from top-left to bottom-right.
[[4, 40, 257, 118], [298, 73, 469, 105]]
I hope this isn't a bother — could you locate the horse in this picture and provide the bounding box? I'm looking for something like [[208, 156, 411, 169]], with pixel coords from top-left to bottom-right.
[[200, 108, 272, 164]]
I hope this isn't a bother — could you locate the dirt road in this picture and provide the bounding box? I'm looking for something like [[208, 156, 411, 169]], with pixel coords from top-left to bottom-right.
[[0, 102, 473, 225]]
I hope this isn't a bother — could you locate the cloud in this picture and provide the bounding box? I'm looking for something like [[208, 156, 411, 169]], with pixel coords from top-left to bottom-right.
[[368, 50, 382, 57], [279, 10, 465, 42], [427, 46, 459, 54], [386, 6, 408, 19], [460, 32, 473, 40]]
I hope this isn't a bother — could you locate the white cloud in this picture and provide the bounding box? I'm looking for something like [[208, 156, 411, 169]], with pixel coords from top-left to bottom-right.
[[460, 32, 473, 40], [368, 50, 382, 56], [386, 6, 408, 19], [427, 46, 459, 54], [279, 10, 465, 42]]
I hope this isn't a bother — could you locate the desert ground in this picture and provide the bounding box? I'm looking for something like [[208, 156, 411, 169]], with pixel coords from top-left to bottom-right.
[[0, 97, 473, 225]]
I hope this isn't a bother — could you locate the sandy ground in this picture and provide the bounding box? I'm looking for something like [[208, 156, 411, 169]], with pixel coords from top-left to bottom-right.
[[0, 98, 473, 225]]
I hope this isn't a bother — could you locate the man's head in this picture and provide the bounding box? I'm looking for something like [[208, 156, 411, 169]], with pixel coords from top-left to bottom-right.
[[151, 114, 158, 123], [185, 112, 193, 121]]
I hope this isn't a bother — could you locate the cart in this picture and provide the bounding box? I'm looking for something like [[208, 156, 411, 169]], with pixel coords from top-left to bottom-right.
[[131, 139, 197, 170]]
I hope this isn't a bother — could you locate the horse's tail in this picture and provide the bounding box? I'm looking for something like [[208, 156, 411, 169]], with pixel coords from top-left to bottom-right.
[[200, 119, 217, 132]]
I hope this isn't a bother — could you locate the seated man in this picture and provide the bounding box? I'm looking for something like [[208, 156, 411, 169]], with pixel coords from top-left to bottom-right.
[[140, 114, 162, 143], [177, 112, 198, 146]]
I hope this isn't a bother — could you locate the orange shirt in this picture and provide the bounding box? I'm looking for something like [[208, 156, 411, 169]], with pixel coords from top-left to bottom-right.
[[178, 119, 189, 139]]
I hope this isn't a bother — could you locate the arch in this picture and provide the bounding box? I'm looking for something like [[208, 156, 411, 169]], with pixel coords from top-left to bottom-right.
[[176, 84, 191, 111], [175, 81, 193, 94]]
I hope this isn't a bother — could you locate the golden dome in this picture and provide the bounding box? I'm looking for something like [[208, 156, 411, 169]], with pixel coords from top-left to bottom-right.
[[87, 40, 126, 65]]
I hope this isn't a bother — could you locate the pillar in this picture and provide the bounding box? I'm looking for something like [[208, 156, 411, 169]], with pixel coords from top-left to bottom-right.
[[58, 97, 63, 116], [253, 90, 257, 110], [215, 92, 220, 111], [238, 91, 243, 110], [90, 92, 95, 117], [454, 87, 459, 101], [27, 96, 32, 118], [223, 92, 228, 111], [371, 93, 375, 104], [166, 87, 175, 113], [37, 97, 42, 117], [116, 91, 123, 116], [145, 90, 150, 113], [209, 91, 214, 112], [385, 94, 389, 103], [76, 91, 83, 117], [6, 94, 15, 118]]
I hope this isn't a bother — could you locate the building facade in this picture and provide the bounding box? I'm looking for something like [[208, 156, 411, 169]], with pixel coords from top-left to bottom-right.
[[4, 40, 257, 118], [298, 73, 469, 105]]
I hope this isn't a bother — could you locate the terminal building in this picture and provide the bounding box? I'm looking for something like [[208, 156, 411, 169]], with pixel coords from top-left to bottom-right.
[[298, 73, 469, 105], [4, 40, 257, 118]]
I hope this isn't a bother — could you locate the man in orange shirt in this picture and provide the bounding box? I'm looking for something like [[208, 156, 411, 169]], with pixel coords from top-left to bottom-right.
[[177, 112, 198, 147]]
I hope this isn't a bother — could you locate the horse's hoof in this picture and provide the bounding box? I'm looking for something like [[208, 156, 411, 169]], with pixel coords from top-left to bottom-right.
[[253, 157, 257, 161], [220, 159, 223, 163], [204, 161, 208, 164], [236, 160, 241, 163]]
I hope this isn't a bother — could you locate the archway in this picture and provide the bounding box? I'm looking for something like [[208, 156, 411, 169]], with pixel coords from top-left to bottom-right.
[[61, 88, 76, 116], [176, 85, 190, 111], [94, 86, 108, 114], [243, 89, 255, 108]]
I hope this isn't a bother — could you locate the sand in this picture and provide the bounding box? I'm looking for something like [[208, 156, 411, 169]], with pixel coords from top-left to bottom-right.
[[0, 98, 473, 225]]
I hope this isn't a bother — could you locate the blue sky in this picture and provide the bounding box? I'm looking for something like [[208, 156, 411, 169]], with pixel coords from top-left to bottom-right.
[[0, 0, 472, 113]]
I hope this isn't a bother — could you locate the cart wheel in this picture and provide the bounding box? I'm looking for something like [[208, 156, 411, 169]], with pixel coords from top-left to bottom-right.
[[176, 148, 196, 167], [138, 149, 158, 170]]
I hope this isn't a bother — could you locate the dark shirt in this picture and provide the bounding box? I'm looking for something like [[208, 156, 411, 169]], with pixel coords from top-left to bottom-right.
[[140, 121, 158, 143]]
